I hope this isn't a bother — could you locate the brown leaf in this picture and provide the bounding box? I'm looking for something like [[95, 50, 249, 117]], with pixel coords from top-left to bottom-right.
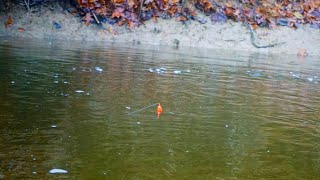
[[225, 2, 233, 8], [95, 6, 108, 16], [225, 7, 234, 17], [251, 23, 258, 30], [112, 7, 125, 18], [112, 0, 124, 4], [4, 16, 14, 28], [167, 6, 177, 17], [118, 19, 125, 26], [152, 13, 158, 22], [18, 27, 25, 32], [204, 2, 213, 12], [128, 0, 135, 9], [127, 20, 135, 29], [176, 16, 187, 21], [82, 13, 93, 26]]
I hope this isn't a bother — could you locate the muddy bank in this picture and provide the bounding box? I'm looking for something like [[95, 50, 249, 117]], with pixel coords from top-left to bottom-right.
[[0, 2, 319, 56]]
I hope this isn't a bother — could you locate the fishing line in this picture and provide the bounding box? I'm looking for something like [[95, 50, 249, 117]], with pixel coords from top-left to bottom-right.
[[128, 103, 158, 115]]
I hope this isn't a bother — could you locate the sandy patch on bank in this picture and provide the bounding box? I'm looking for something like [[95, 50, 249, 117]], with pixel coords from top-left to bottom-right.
[[0, 2, 319, 56]]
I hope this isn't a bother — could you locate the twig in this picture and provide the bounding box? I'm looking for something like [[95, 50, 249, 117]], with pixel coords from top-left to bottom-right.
[[237, 0, 285, 48], [24, 0, 31, 12], [209, 0, 221, 8], [138, 0, 144, 26], [91, 11, 100, 24]]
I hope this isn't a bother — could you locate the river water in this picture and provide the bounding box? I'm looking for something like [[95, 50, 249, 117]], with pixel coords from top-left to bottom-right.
[[0, 38, 319, 179]]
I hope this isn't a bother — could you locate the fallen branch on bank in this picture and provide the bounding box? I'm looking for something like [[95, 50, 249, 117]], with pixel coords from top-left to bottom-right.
[[237, 0, 285, 48], [23, 0, 30, 12]]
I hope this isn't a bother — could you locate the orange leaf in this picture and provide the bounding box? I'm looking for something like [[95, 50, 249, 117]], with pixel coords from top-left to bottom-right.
[[112, 0, 124, 4], [204, 2, 213, 12], [4, 16, 14, 28], [176, 16, 187, 21], [251, 23, 258, 30], [167, 6, 177, 17], [112, 11, 122, 18], [127, 20, 135, 29], [225, 7, 234, 17], [118, 19, 125, 26]]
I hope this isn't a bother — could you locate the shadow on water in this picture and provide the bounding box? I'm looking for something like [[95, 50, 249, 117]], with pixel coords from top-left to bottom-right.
[[0, 37, 319, 179]]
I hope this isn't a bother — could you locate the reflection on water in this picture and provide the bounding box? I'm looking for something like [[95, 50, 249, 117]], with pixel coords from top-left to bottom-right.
[[0, 37, 319, 179]]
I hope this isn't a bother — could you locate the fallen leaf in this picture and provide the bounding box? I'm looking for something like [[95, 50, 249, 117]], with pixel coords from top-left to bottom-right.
[[4, 16, 14, 28], [127, 20, 135, 29], [82, 13, 94, 26], [18, 27, 25, 32], [108, 27, 118, 35], [293, 12, 304, 19], [176, 15, 187, 21], [251, 23, 258, 30], [112, 7, 125, 18], [112, 0, 124, 4], [128, 0, 135, 8], [152, 13, 158, 22], [225, 7, 235, 17]]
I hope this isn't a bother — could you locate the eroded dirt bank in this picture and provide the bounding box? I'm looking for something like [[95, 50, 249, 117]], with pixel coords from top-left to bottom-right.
[[0, 1, 319, 56]]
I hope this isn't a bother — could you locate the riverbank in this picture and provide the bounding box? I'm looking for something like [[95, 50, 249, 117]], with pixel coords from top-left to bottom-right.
[[0, 1, 319, 56]]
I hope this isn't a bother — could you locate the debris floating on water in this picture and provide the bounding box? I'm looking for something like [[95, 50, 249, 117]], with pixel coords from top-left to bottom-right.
[[61, 93, 69, 97], [173, 69, 191, 74], [148, 67, 167, 74], [49, 169, 68, 174], [75, 90, 85, 93], [95, 67, 103, 72], [307, 77, 314, 82], [289, 72, 300, 79], [173, 70, 182, 74], [247, 70, 264, 77]]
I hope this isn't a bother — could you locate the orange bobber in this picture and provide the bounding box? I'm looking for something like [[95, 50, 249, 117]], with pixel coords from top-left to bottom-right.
[[157, 103, 163, 118]]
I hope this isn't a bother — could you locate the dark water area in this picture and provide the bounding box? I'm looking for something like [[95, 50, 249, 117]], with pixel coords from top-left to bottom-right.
[[0, 37, 319, 179]]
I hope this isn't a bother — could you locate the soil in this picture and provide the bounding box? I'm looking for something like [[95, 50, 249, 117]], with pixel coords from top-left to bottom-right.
[[0, 1, 319, 56]]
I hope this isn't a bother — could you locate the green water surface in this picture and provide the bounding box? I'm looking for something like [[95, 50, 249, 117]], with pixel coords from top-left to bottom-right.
[[0, 38, 319, 179]]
